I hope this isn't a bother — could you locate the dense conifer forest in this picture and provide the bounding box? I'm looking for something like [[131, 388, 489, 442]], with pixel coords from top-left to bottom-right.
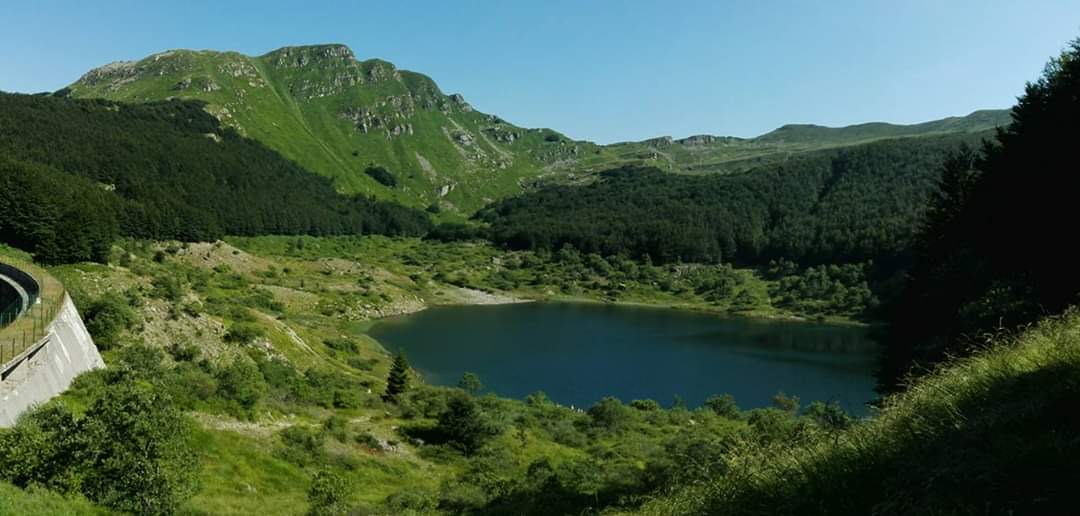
[[880, 39, 1080, 391], [477, 132, 988, 267], [0, 93, 431, 264]]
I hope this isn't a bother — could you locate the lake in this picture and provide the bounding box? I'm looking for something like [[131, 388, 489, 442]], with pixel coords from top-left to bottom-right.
[[369, 302, 881, 415]]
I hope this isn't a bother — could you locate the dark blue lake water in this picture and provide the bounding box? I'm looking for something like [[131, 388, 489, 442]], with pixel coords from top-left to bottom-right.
[[370, 302, 880, 414]]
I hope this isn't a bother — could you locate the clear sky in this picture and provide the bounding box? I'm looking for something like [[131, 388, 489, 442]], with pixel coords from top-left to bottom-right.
[[2, 1, 1078, 143]]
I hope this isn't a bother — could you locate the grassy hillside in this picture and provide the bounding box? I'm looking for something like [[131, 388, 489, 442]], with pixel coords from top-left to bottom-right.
[[67, 44, 609, 214], [0, 235, 864, 515], [0, 482, 108, 515], [755, 109, 1010, 145], [3, 235, 1074, 514], [67, 44, 1010, 210], [596, 110, 1009, 176], [0, 92, 430, 264], [633, 308, 1080, 515]]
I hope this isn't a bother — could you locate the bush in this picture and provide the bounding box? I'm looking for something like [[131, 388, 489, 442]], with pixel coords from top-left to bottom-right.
[[704, 394, 740, 419], [630, 399, 662, 411], [588, 396, 632, 432], [364, 165, 398, 188], [224, 322, 265, 345], [436, 392, 501, 455], [323, 337, 358, 355], [307, 469, 351, 516], [216, 359, 267, 412], [150, 275, 183, 302], [78, 378, 199, 515], [115, 344, 165, 379], [83, 294, 136, 349], [278, 426, 325, 466]]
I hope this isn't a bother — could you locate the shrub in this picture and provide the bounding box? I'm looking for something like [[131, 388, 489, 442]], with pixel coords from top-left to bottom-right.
[[364, 165, 398, 188], [704, 394, 740, 419], [78, 379, 199, 515], [150, 275, 183, 302], [458, 372, 483, 396], [224, 322, 265, 345], [216, 359, 267, 412], [630, 399, 662, 411], [307, 469, 350, 516], [278, 426, 325, 466], [323, 337, 358, 354], [588, 396, 632, 432], [83, 294, 136, 349], [436, 392, 501, 455]]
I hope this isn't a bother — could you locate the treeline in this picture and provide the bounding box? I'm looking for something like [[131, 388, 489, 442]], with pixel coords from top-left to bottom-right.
[[881, 38, 1080, 391], [0, 93, 430, 264], [476, 132, 989, 267]]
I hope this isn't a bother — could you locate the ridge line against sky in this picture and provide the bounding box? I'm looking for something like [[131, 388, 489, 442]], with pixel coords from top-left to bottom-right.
[[2, 0, 1078, 144]]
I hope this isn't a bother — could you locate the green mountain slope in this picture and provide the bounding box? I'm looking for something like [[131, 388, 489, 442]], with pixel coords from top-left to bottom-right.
[[68, 44, 607, 214], [755, 109, 1010, 144], [598, 109, 1010, 175], [68, 44, 1010, 209]]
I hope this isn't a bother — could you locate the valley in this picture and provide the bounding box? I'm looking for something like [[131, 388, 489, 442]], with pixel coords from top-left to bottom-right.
[[1, 20, 1079, 516]]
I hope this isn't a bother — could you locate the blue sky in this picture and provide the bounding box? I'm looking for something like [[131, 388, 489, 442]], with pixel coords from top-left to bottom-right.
[[2, 1, 1077, 143]]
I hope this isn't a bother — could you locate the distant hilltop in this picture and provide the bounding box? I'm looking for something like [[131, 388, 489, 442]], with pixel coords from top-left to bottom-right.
[[67, 43, 1012, 207]]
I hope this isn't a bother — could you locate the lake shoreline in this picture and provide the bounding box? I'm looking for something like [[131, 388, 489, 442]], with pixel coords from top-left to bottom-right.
[[368, 302, 882, 414]]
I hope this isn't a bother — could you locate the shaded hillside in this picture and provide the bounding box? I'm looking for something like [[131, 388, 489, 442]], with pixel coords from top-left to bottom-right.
[[882, 38, 1080, 391], [0, 92, 430, 264]]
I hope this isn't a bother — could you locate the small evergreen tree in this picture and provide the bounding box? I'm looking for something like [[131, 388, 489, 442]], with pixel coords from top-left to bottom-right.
[[458, 372, 482, 396], [382, 352, 410, 403]]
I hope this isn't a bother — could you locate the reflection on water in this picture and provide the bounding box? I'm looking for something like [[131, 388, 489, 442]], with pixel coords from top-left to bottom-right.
[[370, 302, 881, 415]]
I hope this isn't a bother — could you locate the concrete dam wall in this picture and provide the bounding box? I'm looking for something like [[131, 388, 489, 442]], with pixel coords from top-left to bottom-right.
[[0, 293, 105, 427]]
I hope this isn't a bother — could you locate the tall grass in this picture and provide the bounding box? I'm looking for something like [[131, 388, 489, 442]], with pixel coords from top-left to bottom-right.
[[638, 309, 1080, 515]]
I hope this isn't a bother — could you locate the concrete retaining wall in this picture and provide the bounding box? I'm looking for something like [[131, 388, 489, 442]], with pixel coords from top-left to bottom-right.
[[0, 293, 105, 426]]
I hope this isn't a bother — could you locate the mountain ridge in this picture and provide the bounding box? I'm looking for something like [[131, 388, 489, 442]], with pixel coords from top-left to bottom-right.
[[68, 43, 1011, 207]]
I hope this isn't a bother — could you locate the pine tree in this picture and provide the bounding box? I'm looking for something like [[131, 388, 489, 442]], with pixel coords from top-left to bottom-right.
[[382, 352, 410, 403]]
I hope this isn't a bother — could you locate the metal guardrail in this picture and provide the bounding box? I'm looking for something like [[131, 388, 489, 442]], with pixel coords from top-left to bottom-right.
[[0, 259, 62, 370]]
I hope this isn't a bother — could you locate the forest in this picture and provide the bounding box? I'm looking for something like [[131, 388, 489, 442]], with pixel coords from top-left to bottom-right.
[[0, 93, 431, 264], [879, 38, 1080, 391], [476, 132, 988, 267]]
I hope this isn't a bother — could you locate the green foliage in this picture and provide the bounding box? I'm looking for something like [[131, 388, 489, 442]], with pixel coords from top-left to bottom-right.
[[364, 165, 398, 188], [323, 336, 359, 355], [435, 392, 501, 455], [0, 373, 198, 515], [215, 359, 268, 413], [480, 132, 985, 266], [0, 92, 431, 263], [640, 309, 1080, 516], [768, 260, 878, 317], [0, 481, 107, 515], [704, 394, 740, 419], [383, 352, 410, 403], [458, 372, 483, 396], [884, 37, 1080, 390], [587, 396, 633, 432], [150, 274, 183, 302], [78, 379, 199, 515], [278, 426, 325, 466], [82, 293, 136, 350], [224, 323, 265, 345], [307, 469, 351, 516]]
